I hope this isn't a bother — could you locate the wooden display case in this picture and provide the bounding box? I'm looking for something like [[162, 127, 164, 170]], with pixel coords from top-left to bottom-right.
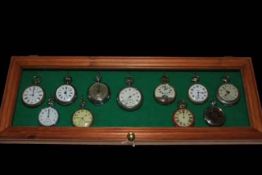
[[0, 56, 262, 145]]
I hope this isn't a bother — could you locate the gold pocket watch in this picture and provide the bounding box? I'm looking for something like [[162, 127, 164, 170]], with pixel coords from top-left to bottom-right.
[[204, 101, 225, 126], [55, 75, 77, 105], [72, 98, 93, 127], [216, 75, 240, 105], [117, 77, 143, 111], [173, 100, 195, 127], [154, 75, 176, 105], [188, 74, 208, 104], [38, 98, 59, 127], [88, 74, 110, 105], [22, 75, 45, 107]]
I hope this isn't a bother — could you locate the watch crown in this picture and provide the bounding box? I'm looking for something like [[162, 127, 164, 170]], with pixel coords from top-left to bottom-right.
[[126, 77, 133, 86], [48, 98, 54, 106], [64, 75, 72, 84], [161, 75, 169, 84], [178, 100, 187, 109], [96, 73, 102, 82], [192, 74, 200, 83], [211, 100, 217, 106], [32, 75, 41, 85], [80, 97, 86, 108], [222, 75, 230, 83]]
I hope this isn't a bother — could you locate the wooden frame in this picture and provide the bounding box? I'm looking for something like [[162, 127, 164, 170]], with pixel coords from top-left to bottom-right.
[[0, 56, 262, 145]]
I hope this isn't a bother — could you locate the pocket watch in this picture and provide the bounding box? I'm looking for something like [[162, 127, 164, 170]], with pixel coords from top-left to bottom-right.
[[188, 74, 208, 104], [88, 74, 110, 105], [173, 100, 194, 127], [22, 75, 45, 107], [72, 98, 93, 127], [204, 101, 225, 126], [216, 75, 240, 105], [38, 98, 59, 127], [154, 75, 176, 105], [55, 75, 77, 105], [117, 77, 143, 111]]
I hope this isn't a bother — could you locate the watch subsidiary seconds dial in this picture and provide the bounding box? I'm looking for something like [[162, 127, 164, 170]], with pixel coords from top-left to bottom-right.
[[173, 100, 194, 127], [117, 77, 143, 111], [188, 74, 208, 104], [55, 75, 77, 105], [38, 98, 59, 126], [72, 98, 93, 127], [204, 101, 225, 126], [154, 75, 176, 105], [22, 75, 45, 107], [217, 75, 240, 105], [88, 74, 110, 105]]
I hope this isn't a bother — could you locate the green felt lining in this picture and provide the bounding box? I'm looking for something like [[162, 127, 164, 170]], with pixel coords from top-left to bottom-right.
[[12, 70, 250, 127]]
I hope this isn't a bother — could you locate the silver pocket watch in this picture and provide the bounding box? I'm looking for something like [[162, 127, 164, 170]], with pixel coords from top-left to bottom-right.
[[188, 74, 208, 104], [55, 75, 77, 105], [117, 77, 143, 111], [154, 75, 176, 105], [216, 75, 240, 105], [22, 75, 45, 107], [38, 98, 59, 127]]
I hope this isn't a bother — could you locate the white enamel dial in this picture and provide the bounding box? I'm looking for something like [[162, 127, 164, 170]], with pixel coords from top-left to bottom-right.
[[22, 85, 44, 107], [188, 83, 208, 104], [72, 109, 93, 127], [38, 107, 59, 126], [118, 87, 142, 110], [55, 84, 76, 105], [173, 108, 194, 127], [154, 84, 176, 104], [217, 83, 240, 105]]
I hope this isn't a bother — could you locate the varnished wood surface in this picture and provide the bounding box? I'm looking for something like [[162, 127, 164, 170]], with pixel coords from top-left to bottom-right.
[[12, 56, 249, 69]]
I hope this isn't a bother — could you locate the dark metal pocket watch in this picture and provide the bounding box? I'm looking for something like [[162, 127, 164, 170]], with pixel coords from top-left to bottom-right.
[[88, 74, 110, 105], [22, 75, 45, 107], [204, 101, 225, 126], [154, 75, 176, 105], [117, 77, 143, 111], [55, 75, 77, 105]]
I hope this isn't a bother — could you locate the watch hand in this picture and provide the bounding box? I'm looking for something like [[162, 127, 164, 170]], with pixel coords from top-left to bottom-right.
[[47, 108, 50, 118], [64, 90, 69, 99], [32, 87, 35, 96], [224, 90, 230, 97]]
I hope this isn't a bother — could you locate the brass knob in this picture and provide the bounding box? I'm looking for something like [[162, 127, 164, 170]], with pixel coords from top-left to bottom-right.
[[127, 132, 136, 142]]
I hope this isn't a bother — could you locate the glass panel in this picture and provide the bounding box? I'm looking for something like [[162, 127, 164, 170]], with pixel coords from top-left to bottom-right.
[[12, 69, 250, 127]]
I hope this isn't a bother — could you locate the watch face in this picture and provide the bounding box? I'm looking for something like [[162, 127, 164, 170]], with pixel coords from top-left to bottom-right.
[[204, 106, 225, 126], [22, 85, 44, 107], [154, 83, 176, 105], [72, 109, 93, 127], [217, 83, 239, 105], [188, 83, 208, 104], [118, 87, 142, 111], [55, 84, 76, 105], [173, 108, 194, 127], [88, 82, 110, 105], [38, 107, 59, 126]]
